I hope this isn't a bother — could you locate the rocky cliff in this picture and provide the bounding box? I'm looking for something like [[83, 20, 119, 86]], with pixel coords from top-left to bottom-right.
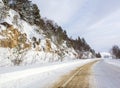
[[0, 0, 95, 66]]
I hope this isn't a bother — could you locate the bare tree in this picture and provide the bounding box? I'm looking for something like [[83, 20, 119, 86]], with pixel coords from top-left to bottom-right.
[[111, 45, 120, 59]]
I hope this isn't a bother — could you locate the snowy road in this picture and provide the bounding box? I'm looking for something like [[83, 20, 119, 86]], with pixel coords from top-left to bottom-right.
[[92, 59, 120, 88], [1, 59, 119, 88], [52, 59, 120, 88], [0, 59, 97, 88], [52, 61, 98, 88]]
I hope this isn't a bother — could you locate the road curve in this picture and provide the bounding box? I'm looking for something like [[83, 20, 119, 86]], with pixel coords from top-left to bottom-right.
[[52, 61, 98, 88], [92, 59, 120, 88], [52, 59, 120, 88]]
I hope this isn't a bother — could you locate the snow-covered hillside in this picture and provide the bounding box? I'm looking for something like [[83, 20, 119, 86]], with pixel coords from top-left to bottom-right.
[[0, 0, 95, 66]]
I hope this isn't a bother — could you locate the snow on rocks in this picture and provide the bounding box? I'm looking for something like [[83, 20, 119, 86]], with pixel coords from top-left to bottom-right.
[[0, 0, 95, 67]]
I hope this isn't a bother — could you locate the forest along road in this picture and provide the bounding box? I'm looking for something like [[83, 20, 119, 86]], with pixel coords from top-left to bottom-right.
[[52, 59, 120, 88]]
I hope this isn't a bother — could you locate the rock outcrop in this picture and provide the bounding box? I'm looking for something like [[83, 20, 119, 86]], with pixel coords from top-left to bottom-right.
[[0, 22, 31, 49]]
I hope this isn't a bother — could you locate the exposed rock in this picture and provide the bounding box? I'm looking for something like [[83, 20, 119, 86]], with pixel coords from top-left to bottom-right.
[[45, 38, 51, 52], [0, 22, 31, 49]]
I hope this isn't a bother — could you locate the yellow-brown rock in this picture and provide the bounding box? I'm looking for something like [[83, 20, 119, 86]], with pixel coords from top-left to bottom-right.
[[0, 24, 30, 49], [45, 38, 51, 52]]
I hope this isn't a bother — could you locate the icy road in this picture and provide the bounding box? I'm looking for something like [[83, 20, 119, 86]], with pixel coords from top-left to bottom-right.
[[53, 59, 120, 88], [92, 59, 120, 88], [0, 59, 120, 88]]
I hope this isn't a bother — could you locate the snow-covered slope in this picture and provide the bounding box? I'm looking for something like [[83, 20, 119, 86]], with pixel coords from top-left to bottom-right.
[[0, 0, 96, 67], [0, 1, 97, 87], [0, 1, 79, 66]]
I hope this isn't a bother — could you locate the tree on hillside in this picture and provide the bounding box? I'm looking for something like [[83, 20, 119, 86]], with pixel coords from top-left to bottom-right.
[[96, 52, 101, 58]]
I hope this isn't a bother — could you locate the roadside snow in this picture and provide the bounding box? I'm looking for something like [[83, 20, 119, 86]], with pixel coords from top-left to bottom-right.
[[104, 58, 120, 67], [0, 59, 97, 88]]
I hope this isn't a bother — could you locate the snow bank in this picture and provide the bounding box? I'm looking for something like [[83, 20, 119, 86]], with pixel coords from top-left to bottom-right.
[[0, 59, 97, 88], [104, 58, 120, 67]]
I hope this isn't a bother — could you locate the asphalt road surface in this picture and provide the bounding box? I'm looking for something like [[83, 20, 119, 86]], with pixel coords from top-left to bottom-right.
[[92, 60, 120, 88], [52, 59, 120, 88], [52, 61, 97, 88]]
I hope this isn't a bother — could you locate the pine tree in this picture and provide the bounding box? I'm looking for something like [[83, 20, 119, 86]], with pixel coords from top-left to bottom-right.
[[96, 52, 101, 58]]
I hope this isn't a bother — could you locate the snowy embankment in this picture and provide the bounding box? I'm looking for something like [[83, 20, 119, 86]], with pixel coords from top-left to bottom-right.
[[0, 59, 97, 88], [104, 58, 120, 67]]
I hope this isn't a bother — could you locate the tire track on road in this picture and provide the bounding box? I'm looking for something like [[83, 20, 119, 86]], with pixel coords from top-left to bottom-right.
[[52, 60, 98, 88]]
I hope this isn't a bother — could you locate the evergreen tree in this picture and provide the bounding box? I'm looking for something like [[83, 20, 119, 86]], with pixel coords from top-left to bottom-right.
[[96, 52, 101, 58]]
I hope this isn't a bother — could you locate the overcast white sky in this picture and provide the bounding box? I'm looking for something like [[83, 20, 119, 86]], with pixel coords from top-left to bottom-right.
[[33, 0, 120, 52]]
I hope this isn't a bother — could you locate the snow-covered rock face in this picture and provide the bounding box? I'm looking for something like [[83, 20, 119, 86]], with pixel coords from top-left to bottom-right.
[[0, 0, 96, 67], [0, 2, 79, 66]]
